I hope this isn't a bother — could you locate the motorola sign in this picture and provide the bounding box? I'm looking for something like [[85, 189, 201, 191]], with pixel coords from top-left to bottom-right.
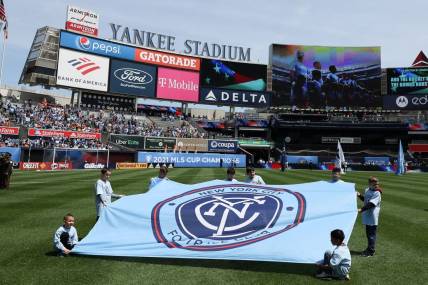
[[208, 140, 238, 152], [383, 95, 428, 110], [200, 88, 271, 107]]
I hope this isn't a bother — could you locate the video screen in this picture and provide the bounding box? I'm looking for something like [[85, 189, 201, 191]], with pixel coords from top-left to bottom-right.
[[387, 67, 428, 95], [200, 59, 267, 91], [270, 44, 381, 107]]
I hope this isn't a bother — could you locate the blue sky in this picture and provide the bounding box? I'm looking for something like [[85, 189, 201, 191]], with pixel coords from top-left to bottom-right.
[[2, 0, 427, 92]]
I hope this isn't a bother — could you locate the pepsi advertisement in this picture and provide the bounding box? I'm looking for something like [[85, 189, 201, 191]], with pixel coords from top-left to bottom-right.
[[109, 59, 157, 97], [208, 140, 238, 152], [137, 152, 246, 168], [60, 30, 135, 61]]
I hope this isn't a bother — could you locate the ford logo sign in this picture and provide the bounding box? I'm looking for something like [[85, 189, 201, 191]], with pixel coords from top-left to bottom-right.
[[114, 68, 153, 85]]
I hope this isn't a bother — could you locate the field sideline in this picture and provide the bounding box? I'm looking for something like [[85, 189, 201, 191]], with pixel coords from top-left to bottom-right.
[[0, 168, 427, 285]]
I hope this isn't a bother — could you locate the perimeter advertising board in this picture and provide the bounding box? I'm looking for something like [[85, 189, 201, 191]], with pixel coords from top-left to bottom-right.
[[270, 44, 381, 107], [66, 6, 99, 36], [137, 152, 246, 168], [0, 127, 19, 135], [110, 134, 145, 149], [144, 137, 176, 150], [56, 48, 109, 92], [208, 140, 238, 152], [176, 138, 208, 152]]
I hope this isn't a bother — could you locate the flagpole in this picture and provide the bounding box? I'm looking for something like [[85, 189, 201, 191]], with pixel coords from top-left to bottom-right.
[[0, 32, 6, 88]]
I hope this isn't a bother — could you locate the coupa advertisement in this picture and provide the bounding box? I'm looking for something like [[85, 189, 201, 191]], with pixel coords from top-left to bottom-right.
[[137, 152, 246, 168], [208, 140, 238, 152]]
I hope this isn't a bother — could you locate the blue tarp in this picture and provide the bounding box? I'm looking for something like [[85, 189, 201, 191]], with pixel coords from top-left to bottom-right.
[[73, 180, 357, 263]]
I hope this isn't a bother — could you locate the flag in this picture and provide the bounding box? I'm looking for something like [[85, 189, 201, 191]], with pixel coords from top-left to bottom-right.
[[335, 140, 345, 174], [0, 0, 7, 39], [396, 140, 405, 175], [73, 180, 357, 263]]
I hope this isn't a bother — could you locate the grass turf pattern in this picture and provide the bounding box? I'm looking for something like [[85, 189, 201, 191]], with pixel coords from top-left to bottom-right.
[[0, 168, 427, 284]]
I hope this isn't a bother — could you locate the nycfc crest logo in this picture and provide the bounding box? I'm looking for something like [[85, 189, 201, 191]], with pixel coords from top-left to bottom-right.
[[152, 184, 306, 251]]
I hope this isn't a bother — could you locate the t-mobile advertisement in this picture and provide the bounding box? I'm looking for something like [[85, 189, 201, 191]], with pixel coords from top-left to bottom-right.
[[156, 67, 199, 102]]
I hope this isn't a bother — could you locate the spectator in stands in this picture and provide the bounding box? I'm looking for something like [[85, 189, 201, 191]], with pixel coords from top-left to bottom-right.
[[315, 229, 351, 280], [357, 176, 382, 257], [225, 167, 238, 182], [53, 213, 78, 256], [94, 168, 125, 221], [329, 167, 343, 183], [244, 167, 265, 185], [149, 166, 169, 190]]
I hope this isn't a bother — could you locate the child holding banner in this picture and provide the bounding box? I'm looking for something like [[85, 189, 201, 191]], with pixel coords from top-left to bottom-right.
[[53, 213, 78, 256], [316, 229, 351, 280]]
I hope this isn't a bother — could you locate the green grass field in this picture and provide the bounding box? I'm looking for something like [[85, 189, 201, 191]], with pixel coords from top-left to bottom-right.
[[0, 168, 427, 285]]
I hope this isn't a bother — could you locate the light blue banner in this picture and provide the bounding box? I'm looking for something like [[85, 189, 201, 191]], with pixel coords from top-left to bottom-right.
[[137, 152, 246, 168], [73, 180, 357, 263]]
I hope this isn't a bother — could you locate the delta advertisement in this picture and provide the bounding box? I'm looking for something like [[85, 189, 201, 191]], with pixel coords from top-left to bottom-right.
[[387, 67, 428, 95], [65, 6, 100, 36], [208, 139, 238, 152], [137, 152, 246, 168], [156, 67, 200, 102], [109, 59, 157, 97], [200, 59, 267, 91], [56, 48, 109, 92], [270, 44, 381, 108], [28, 128, 101, 140], [200, 87, 271, 107]]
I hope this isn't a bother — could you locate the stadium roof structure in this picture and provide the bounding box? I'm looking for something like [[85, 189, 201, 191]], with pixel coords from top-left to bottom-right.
[[411, 51, 428, 67]]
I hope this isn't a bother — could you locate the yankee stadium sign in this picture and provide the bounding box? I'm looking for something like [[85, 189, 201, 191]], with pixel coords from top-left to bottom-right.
[[110, 23, 252, 62], [152, 184, 306, 250]]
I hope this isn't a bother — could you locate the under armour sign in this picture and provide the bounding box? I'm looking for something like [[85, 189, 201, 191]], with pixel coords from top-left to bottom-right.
[[200, 88, 272, 107]]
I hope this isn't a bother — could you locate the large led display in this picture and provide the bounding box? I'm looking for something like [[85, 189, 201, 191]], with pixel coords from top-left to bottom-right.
[[270, 44, 381, 107], [200, 59, 267, 91], [387, 67, 428, 95]]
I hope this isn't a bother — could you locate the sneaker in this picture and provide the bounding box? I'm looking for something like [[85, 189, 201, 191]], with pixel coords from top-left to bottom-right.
[[345, 274, 350, 281], [315, 272, 331, 279], [361, 250, 374, 257]]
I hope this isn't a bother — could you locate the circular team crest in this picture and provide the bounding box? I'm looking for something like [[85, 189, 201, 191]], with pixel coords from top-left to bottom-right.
[[151, 184, 306, 251]]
